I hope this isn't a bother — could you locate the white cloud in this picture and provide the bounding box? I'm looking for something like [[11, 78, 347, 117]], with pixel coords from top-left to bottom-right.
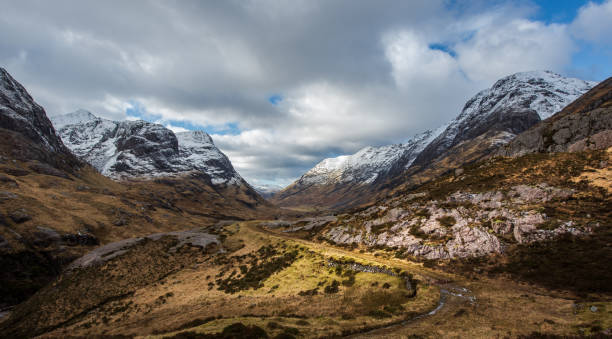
[[1, 1, 600, 186], [164, 124, 189, 133], [455, 19, 574, 83], [384, 30, 461, 88], [571, 0, 612, 45]]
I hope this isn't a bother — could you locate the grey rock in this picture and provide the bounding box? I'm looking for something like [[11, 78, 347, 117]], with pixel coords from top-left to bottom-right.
[[68, 229, 221, 270], [0, 191, 18, 202], [0, 175, 18, 187], [9, 208, 31, 223], [0, 234, 11, 250], [31, 226, 62, 247]]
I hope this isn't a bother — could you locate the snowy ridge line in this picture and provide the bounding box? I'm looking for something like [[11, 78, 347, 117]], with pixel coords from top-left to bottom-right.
[[51, 110, 245, 185]]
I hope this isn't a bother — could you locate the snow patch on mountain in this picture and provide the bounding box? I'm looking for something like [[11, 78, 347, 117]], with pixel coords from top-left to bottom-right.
[[51, 111, 244, 185], [414, 71, 597, 166], [51, 109, 98, 128], [297, 128, 443, 187]]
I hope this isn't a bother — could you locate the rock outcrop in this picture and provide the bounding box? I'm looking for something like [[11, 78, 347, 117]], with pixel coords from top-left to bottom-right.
[[498, 76, 612, 156]]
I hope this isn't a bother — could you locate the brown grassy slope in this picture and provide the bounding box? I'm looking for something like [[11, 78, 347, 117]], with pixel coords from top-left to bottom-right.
[[270, 178, 377, 212], [0, 132, 278, 307], [1, 222, 438, 338]]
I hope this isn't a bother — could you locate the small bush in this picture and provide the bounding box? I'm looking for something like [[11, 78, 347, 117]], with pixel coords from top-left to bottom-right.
[[437, 216, 456, 227], [324, 280, 340, 294]]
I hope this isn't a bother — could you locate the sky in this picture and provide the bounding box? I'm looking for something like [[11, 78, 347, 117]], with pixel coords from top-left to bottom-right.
[[1, 0, 611, 187]]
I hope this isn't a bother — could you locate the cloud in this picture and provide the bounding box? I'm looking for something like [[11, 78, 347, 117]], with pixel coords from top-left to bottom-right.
[[571, 0, 612, 45], [455, 19, 574, 83], [0, 1, 605, 186]]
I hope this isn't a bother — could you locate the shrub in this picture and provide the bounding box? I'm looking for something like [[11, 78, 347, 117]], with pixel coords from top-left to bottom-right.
[[324, 280, 340, 294], [437, 216, 456, 227]]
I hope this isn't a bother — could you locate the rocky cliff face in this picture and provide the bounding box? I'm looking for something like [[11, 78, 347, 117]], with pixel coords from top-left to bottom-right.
[[0, 68, 78, 169], [52, 111, 245, 185], [497, 77, 612, 157]]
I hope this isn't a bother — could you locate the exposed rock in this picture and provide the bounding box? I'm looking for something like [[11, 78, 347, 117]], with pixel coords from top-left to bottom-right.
[[61, 233, 99, 246], [0, 175, 17, 187], [67, 229, 220, 270], [0, 191, 18, 202], [9, 208, 31, 223], [0, 235, 10, 250], [309, 182, 588, 259], [31, 226, 62, 247], [0, 68, 80, 171], [0, 167, 29, 177], [27, 162, 71, 180], [498, 77, 612, 157]]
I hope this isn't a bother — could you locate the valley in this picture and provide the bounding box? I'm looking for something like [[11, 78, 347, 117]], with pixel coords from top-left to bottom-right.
[[0, 66, 610, 338]]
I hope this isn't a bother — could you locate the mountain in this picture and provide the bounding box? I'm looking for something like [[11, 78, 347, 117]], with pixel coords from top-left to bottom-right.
[[271, 128, 443, 209], [264, 76, 611, 287], [51, 111, 244, 185], [0, 68, 79, 170], [412, 70, 596, 167], [497, 76, 612, 157], [275, 71, 597, 210], [0, 69, 277, 309], [253, 183, 284, 198]]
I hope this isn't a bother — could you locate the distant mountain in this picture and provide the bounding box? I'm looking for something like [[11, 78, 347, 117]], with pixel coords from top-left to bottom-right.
[[275, 71, 597, 210], [253, 183, 285, 199], [271, 129, 445, 209], [51, 110, 245, 185]]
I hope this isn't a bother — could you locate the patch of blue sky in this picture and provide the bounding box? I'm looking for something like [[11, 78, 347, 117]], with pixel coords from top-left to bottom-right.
[[429, 43, 457, 57], [268, 94, 283, 105], [125, 100, 241, 136], [567, 41, 612, 81], [529, 0, 604, 24]]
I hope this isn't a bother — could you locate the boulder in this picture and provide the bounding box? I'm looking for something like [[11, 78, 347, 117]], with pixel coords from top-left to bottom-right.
[[9, 208, 31, 223]]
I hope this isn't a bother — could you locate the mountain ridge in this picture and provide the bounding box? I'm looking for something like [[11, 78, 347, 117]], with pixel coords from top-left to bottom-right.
[[51, 110, 246, 186], [273, 70, 597, 210]]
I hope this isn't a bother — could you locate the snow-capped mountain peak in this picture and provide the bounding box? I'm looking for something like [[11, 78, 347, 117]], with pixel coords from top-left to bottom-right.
[[296, 128, 442, 187], [51, 111, 245, 185], [51, 109, 98, 128], [412, 70, 597, 167]]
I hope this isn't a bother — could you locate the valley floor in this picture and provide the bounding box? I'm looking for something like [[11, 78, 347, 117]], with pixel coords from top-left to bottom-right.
[[17, 221, 606, 338]]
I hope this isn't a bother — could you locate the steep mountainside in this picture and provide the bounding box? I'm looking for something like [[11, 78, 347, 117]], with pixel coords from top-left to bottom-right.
[[0, 68, 79, 171], [275, 71, 596, 210], [52, 111, 245, 185], [412, 71, 596, 167], [498, 77, 612, 157], [272, 129, 443, 209]]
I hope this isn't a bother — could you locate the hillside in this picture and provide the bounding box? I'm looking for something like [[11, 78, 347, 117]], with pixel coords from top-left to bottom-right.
[[0, 69, 277, 309]]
